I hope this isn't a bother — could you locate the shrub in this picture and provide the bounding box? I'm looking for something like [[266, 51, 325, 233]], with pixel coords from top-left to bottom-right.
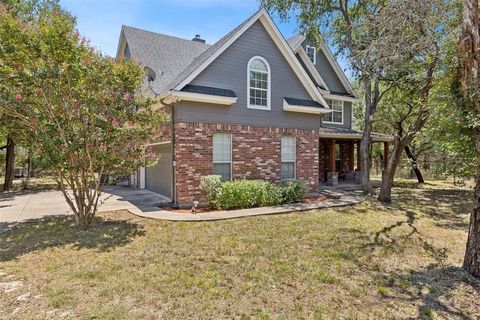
[[279, 180, 306, 204], [215, 179, 282, 210], [199, 175, 223, 207], [200, 176, 305, 210]]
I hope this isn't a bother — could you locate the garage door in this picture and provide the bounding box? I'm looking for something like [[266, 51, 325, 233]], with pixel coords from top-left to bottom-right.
[[145, 144, 172, 198]]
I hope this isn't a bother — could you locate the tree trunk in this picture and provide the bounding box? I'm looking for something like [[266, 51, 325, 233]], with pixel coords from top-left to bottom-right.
[[360, 77, 374, 194], [464, 168, 480, 276], [459, 0, 480, 278], [404, 145, 424, 183], [378, 137, 404, 203], [3, 136, 15, 191]]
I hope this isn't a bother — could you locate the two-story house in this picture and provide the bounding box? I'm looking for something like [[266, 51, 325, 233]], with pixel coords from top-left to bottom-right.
[[116, 9, 391, 207]]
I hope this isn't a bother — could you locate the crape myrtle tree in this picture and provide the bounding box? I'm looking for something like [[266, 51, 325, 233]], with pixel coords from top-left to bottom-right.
[[456, 0, 480, 277], [0, 3, 166, 229], [261, 0, 400, 194]]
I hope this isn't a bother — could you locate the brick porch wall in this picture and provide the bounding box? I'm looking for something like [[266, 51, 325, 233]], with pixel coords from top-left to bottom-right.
[[319, 139, 357, 183], [174, 122, 319, 206]]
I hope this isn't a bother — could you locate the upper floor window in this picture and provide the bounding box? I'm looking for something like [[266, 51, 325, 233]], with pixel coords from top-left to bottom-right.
[[248, 56, 271, 110], [306, 45, 316, 65], [324, 99, 344, 124]]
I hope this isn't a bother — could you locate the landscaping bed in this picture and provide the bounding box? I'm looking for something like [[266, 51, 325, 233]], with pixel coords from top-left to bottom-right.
[[159, 194, 329, 214]]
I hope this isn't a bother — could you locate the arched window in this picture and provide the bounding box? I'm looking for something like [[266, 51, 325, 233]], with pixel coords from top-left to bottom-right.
[[247, 56, 271, 110]]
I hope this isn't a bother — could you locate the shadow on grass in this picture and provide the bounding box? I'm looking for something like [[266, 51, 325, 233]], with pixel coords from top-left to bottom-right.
[[391, 187, 471, 231], [384, 266, 480, 319], [0, 214, 145, 262], [364, 203, 479, 318]]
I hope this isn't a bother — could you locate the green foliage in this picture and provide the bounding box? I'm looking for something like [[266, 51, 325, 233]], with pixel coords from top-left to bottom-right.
[[279, 180, 306, 204], [215, 180, 283, 210], [0, 3, 167, 227], [199, 175, 222, 206], [200, 176, 288, 210]]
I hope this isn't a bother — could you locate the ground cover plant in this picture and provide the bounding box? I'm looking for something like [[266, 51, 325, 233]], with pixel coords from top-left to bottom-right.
[[1, 180, 479, 319]]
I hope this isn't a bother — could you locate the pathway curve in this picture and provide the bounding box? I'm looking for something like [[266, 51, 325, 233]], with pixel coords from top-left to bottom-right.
[[132, 195, 363, 221]]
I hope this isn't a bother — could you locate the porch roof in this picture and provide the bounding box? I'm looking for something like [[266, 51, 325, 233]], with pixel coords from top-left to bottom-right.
[[319, 127, 393, 142]]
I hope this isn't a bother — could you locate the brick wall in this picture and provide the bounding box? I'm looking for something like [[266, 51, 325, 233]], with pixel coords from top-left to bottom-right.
[[174, 122, 319, 206], [318, 139, 356, 183]]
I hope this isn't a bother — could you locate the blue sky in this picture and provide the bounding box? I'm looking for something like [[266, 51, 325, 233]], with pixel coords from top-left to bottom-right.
[[60, 0, 350, 77], [61, 0, 299, 57]]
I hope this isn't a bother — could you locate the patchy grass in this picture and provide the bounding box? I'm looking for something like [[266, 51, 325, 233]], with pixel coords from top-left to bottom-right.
[[9, 176, 59, 192], [1, 180, 479, 319]]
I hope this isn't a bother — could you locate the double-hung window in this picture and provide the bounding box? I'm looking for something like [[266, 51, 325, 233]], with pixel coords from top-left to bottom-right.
[[324, 99, 344, 124], [248, 56, 270, 110], [281, 136, 296, 180], [306, 45, 316, 65], [213, 133, 232, 181]]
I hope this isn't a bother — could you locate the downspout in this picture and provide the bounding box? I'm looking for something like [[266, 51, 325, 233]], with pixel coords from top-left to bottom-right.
[[158, 96, 177, 207], [170, 103, 177, 208]]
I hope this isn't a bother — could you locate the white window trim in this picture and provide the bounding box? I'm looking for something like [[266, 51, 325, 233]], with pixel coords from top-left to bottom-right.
[[281, 136, 296, 180], [247, 56, 271, 110], [306, 45, 316, 65], [323, 100, 344, 125], [213, 133, 233, 181]]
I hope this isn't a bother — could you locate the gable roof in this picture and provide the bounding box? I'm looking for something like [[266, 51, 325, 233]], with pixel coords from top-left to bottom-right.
[[286, 34, 304, 51], [287, 34, 357, 98], [117, 26, 210, 95], [164, 8, 329, 108]]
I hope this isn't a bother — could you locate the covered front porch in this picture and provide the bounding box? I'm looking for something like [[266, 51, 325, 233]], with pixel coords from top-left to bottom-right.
[[318, 127, 392, 187]]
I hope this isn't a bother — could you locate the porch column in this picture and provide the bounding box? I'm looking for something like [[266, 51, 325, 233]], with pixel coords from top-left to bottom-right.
[[383, 142, 389, 170], [329, 139, 336, 172], [348, 142, 355, 171], [356, 141, 361, 171]]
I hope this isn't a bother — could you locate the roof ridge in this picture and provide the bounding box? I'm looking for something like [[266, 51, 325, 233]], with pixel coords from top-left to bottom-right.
[[122, 25, 210, 46], [164, 8, 264, 92]]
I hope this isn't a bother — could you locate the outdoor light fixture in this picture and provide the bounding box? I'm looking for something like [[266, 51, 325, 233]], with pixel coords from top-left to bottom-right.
[[192, 201, 199, 214]]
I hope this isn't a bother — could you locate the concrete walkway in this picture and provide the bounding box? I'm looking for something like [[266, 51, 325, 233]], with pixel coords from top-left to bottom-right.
[[135, 195, 362, 221], [0, 186, 363, 231], [0, 186, 169, 233]]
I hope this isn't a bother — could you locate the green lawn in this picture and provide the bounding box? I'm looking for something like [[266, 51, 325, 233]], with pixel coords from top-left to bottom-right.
[[1, 180, 479, 319]]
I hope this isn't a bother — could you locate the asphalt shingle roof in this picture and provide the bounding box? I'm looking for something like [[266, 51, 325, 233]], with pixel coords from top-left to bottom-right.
[[286, 34, 304, 51], [165, 9, 262, 93], [181, 85, 237, 98], [284, 97, 325, 108], [121, 25, 210, 95], [319, 127, 393, 141]]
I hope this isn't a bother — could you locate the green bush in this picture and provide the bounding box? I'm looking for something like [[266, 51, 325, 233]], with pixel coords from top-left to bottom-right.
[[279, 180, 306, 204], [215, 179, 282, 210], [199, 175, 223, 207], [200, 176, 306, 210]]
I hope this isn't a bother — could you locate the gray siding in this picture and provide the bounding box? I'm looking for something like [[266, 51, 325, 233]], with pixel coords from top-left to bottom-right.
[[176, 21, 322, 129], [320, 101, 352, 129], [145, 144, 172, 197], [302, 41, 348, 93]]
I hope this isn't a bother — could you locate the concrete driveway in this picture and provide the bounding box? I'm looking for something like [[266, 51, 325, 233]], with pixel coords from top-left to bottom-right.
[[0, 186, 170, 232]]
